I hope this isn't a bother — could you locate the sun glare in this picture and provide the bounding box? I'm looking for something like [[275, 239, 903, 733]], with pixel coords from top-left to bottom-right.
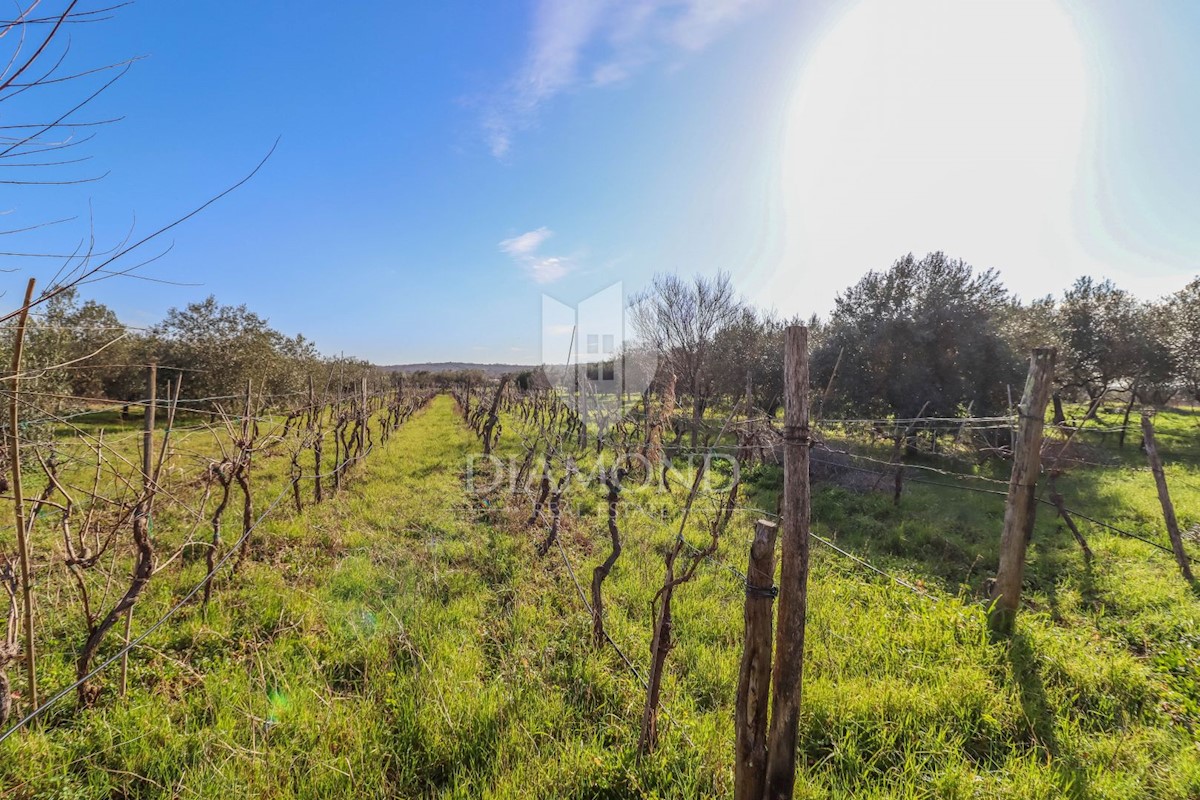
[[765, 0, 1089, 309]]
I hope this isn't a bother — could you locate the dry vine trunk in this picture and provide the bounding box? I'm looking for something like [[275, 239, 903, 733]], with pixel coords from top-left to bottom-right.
[[528, 455, 552, 525], [204, 463, 234, 610], [536, 471, 571, 557], [482, 376, 510, 456], [121, 364, 157, 696], [232, 380, 256, 575], [76, 496, 154, 706], [639, 565, 676, 755], [313, 393, 325, 504], [77, 368, 180, 705], [590, 469, 625, 646], [0, 564, 18, 725], [639, 462, 738, 756]]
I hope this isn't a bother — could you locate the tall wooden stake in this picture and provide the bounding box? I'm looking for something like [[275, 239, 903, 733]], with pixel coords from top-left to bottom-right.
[[1141, 411, 1194, 582], [735, 519, 778, 800], [990, 347, 1056, 634], [7, 278, 37, 711], [764, 325, 810, 799]]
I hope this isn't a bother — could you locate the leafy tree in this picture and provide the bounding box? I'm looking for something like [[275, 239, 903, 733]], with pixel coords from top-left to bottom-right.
[[813, 252, 1020, 419], [1126, 301, 1176, 405], [152, 296, 317, 403], [708, 309, 794, 417], [1166, 277, 1200, 401], [1057, 277, 1141, 408], [997, 294, 1060, 357], [4, 289, 143, 408]]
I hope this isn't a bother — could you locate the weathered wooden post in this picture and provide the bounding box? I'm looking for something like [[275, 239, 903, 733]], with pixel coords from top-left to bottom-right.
[[735, 519, 778, 800], [1141, 411, 1194, 582], [764, 325, 811, 799], [990, 347, 1056, 634]]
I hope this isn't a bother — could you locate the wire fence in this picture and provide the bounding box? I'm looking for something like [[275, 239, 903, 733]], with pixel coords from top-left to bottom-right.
[[0, 389, 427, 742], [5, 385, 1189, 755], [0, 423, 395, 744]]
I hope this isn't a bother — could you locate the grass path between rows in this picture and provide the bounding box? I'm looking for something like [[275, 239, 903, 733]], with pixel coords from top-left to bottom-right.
[[0, 396, 694, 798]]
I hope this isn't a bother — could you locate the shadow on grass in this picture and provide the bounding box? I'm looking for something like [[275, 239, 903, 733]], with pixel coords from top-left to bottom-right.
[[1007, 632, 1057, 758], [1005, 632, 1097, 799]]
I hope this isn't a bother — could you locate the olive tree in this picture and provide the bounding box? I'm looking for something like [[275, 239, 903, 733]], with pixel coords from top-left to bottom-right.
[[813, 252, 1020, 419]]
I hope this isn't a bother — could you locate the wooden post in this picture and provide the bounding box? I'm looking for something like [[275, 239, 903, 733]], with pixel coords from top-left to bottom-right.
[[234, 380, 254, 572], [121, 362, 156, 696], [1141, 412, 1194, 582], [735, 519, 778, 800], [764, 325, 811, 799], [892, 445, 904, 506], [990, 347, 1056, 634], [7, 278, 37, 711]]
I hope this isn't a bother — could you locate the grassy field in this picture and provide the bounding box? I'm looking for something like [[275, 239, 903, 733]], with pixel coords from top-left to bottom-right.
[[2, 396, 1199, 798]]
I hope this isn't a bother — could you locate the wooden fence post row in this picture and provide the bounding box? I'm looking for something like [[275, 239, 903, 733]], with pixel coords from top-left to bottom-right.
[[737, 341, 1068, 795]]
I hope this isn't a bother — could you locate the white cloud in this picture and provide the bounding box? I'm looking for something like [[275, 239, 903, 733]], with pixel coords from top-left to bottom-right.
[[500, 227, 572, 283], [499, 226, 553, 257], [526, 255, 571, 283], [486, 0, 766, 157]]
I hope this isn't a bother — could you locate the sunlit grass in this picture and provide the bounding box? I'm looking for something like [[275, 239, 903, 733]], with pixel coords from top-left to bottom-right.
[[2, 396, 1198, 798]]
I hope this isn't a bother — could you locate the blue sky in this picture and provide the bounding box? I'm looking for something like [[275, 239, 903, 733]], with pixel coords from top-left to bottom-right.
[[3, 0, 1199, 364]]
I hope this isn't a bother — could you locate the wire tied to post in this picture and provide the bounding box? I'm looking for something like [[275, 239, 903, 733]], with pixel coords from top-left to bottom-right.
[[779, 424, 811, 445], [745, 582, 778, 600]]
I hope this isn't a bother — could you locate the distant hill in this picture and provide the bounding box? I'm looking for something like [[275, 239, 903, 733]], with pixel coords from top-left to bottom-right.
[[381, 362, 534, 376]]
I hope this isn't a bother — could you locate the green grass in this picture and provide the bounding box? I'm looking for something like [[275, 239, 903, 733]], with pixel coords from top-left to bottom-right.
[[2, 396, 1199, 798]]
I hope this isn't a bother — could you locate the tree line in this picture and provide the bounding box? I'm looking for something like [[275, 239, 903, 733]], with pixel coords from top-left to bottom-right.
[[0, 292, 386, 409], [628, 252, 1200, 436]]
